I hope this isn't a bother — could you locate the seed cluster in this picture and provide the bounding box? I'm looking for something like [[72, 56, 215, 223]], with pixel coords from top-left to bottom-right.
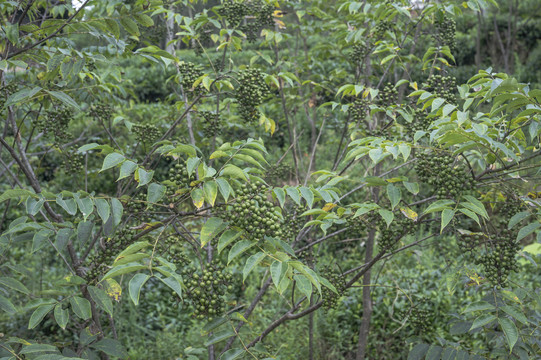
[[434, 13, 457, 52], [222, 1, 275, 40], [350, 43, 369, 64], [406, 108, 432, 136], [229, 181, 283, 242], [90, 103, 113, 123], [321, 266, 346, 311], [0, 83, 17, 110], [378, 217, 416, 251], [282, 205, 305, 241], [407, 298, 432, 334], [63, 146, 83, 172], [478, 226, 520, 287], [159, 234, 189, 267], [265, 163, 293, 186], [133, 124, 160, 145], [33, 106, 72, 144], [374, 20, 393, 38], [86, 228, 137, 282], [415, 152, 474, 199], [377, 83, 398, 106], [499, 193, 523, 218], [178, 62, 205, 95], [426, 75, 457, 104], [180, 260, 234, 319], [236, 67, 269, 124], [199, 111, 221, 138], [167, 161, 196, 189]]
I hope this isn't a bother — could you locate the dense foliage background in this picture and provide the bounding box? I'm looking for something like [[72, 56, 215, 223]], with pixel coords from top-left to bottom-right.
[[0, 0, 540, 359]]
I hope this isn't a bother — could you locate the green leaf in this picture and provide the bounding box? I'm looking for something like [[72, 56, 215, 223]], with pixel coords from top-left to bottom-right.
[[45, 90, 80, 109], [222, 164, 247, 181], [56, 195, 77, 215], [118, 160, 137, 180], [508, 211, 530, 229], [462, 195, 489, 219], [203, 181, 218, 206], [95, 198, 110, 223], [111, 198, 123, 227], [243, 252, 266, 281], [407, 343, 429, 360], [204, 328, 235, 346], [133, 13, 154, 27], [424, 200, 455, 214], [403, 182, 419, 195], [386, 184, 401, 210], [104, 19, 120, 38], [220, 348, 244, 360], [129, 273, 150, 306], [102, 263, 147, 281], [273, 187, 286, 208], [0, 277, 30, 294], [202, 316, 228, 335], [0, 294, 17, 314], [517, 222, 541, 241], [25, 197, 44, 216], [100, 153, 125, 172], [28, 303, 55, 329], [76, 196, 94, 220], [216, 178, 231, 202], [500, 306, 528, 325], [299, 187, 315, 208], [270, 260, 283, 288], [218, 229, 243, 254], [19, 344, 58, 355], [200, 217, 226, 247], [136, 168, 154, 187], [88, 286, 113, 317], [293, 274, 312, 299], [378, 209, 394, 227], [120, 17, 140, 36], [228, 240, 254, 264], [147, 183, 166, 204], [470, 313, 496, 330], [157, 275, 183, 299], [498, 317, 518, 352], [463, 301, 495, 313], [115, 241, 150, 260], [0, 189, 38, 203], [425, 345, 443, 360], [54, 304, 69, 329], [77, 221, 94, 245], [91, 338, 129, 358], [441, 209, 455, 233], [286, 187, 301, 206], [458, 208, 480, 226], [69, 296, 91, 320]]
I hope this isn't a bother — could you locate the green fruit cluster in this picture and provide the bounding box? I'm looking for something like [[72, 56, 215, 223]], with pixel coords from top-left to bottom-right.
[[408, 298, 432, 333], [0, 83, 17, 111], [34, 106, 72, 144], [406, 108, 432, 136], [434, 13, 457, 52], [229, 181, 283, 242], [86, 228, 137, 282], [499, 193, 523, 218], [265, 162, 293, 185], [125, 192, 154, 223], [133, 124, 160, 145], [349, 98, 369, 124], [178, 62, 205, 95], [90, 103, 113, 123], [282, 205, 306, 241], [378, 83, 398, 106], [222, 1, 275, 39], [345, 215, 368, 240], [457, 232, 485, 253], [159, 235, 189, 268], [415, 152, 474, 199], [477, 225, 520, 287], [321, 266, 346, 311], [350, 43, 369, 63], [221, 1, 248, 27], [181, 260, 234, 319], [63, 146, 83, 172], [378, 217, 415, 251], [374, 20, 393, 38], [236, 67, 269, 124], [199, 111, 221, 138], [167, 161, 196, 189], [426, 74, 457, 104]]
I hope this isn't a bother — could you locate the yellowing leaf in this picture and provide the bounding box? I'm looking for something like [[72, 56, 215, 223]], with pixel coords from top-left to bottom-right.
[[400, 207, 418, 221], [104, 278, 122, 302], [322, 203, 337, 212], [273, 10, 285, 17], [411, 82, 418, 90], [362, 88, 370, 98]]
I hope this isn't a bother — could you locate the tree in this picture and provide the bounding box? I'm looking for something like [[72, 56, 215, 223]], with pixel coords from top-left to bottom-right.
[[0, 0, 540, 359]]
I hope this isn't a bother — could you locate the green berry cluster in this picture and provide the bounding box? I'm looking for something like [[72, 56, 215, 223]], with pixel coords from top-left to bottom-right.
[[90, 103, 113, 123], [374, 20, 393, 38], [133, 124, 160, 145], [477, 226, 520, 287], [345, 215, 368, 240], [415, 152, 474, 199], [236, 67, 269, 124], [63, 146, 83, 172], [181, 260, 234, 319], [0, 83, 17, 111], [321, 266, 346, 311], [159, 235, 189, 268], [34, 106, 72, 144], [426, 75, 457, 104], [377, 83, 398, 106], [350, 43, 369, 63], [457, 232, 485, 253], [199, 111, 221, 138], [434, 13, 457, 52], [178, 62, 205, 95], [407, 298, 432, 334], [349, 98, 369, 124], [265, 162, 293, 185], [86, 228, 137, 282], [239, 23, 260, 43], [229, 181, 283, 242], [378, 217, 416, 251], [406, 108, 432, 136], [499, 193, 523, 218], [221, 1, 248, 27], [193, 24, 212, 56], [282, 205, 305, 241], [167, 161, 196, 189], [125, 192, 154, 223]]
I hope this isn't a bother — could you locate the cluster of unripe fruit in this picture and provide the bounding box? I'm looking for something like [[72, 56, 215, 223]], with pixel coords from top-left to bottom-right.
[[426, 74, 457, 104], [221, 1, 275, 42], [90, 102, 113, 123], [434, 13, 457, 52], [0, 83, 17, 111], [180, 260, 234, 319], [178, 62, 205, 96], [236, 67, 269, 124], [229, 181, 283, 242], [133, 123, 160, 145], [167, 161, 196, 189], [33, 106, 72, 144], [199, 111, 221, 138], [378, 83, 398, 106], [415, 151, 474, 199], [321, 266, 347, 311]]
